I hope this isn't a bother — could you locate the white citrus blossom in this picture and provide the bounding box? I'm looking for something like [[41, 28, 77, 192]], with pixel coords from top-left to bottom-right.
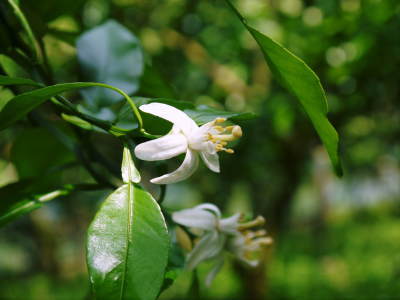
[[134, 103, 242, 184], [172, 203, 272, 285]]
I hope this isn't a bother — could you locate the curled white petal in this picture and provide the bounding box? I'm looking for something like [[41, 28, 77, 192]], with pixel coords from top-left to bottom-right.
[[186, 231, 226, 270], [219, 213, 241, 235], [172, 207, 217, 231], [200, 151, 220, 173], [205, 256, 225, 287], [139, 102, 198, 135], [195, 203, 221, 218], [229, 235, 260, 267], [134, 132, 187, 161], [150, 149, 199, 184]]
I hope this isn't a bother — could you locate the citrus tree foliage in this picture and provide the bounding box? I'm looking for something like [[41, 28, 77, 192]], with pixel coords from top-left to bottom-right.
[[0, 1, 341, 299]]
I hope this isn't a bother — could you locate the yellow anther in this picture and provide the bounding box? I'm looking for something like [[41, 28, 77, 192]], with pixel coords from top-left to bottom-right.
[[225, 149, 234, 154], [256, 237, 273, 246], [215, 117, 226, 123], [254, 229, 267, 237], [245, 229, 267, 239], [213, 126, 225, 132], [232, 126, 242, 138]]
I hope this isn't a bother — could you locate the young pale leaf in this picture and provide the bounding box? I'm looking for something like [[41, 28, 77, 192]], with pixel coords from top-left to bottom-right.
[[87, 184, 169, 300], [0, 55, 29, 77], [77, 20, 144, 108], [61, 113, 94, 131], [121, 146, 141, 183], [0, 82, 133, 131], [226, 1, 342, 176], [0, 182, 74, 226], [0, 75, 42, 87]]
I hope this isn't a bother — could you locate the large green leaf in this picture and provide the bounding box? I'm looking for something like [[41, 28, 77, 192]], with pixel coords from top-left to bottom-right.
[[0, 82, 134, 130], [77, 20, 144, 109], [87, 184, 169, 300], [0, 181, 74, 226], [226, 1, 342, 175], [11, 128, 74, 179]]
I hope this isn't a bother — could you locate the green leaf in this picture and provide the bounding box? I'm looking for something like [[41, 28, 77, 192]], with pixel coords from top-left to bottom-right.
[[0, 75, 42, 87], [0, 55, 29, 78], [116, 98, 254, 134], [87, 184, 169, 300], [226, 1, 342, 176], [20, 0, 87, 23], [77, 20, 144, 108], [0, 82, 135, 131], [115, 98, 194, 133], [138, 64, 176, 98], [0, 181, 74, 226], [11, 128, 74, 179], [61, 113, 94, 131], [184, 105, 257, 125], [121, 146, 141, 183]]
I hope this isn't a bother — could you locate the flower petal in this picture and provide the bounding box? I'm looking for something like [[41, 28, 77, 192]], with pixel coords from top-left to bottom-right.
[[186, 231, 226, 270], [134, 132, 187, 161], [172, 206, 217, 231], [205, 256, 225, 287], [200, 151, 220, 173], [195, 203, 221, 218], [139, 102, 198, 135], [219, 213, 241, 235], [150, 149, 199, 184], [229, 235, 260, 267]]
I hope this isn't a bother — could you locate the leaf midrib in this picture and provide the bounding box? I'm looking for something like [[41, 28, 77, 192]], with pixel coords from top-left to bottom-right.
[[119, 183, 134, 299]]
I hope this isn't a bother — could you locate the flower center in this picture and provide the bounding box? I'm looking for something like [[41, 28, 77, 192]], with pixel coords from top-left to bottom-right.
[[206, 118, 243, 154]]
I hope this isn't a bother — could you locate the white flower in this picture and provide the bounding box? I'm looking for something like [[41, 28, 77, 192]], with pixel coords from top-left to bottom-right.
[[134, 103, 242, 184], [172, 203, 272, 285]]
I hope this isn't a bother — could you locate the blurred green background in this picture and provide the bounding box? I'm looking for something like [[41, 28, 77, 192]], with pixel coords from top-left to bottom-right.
[[0, 0, 399, 299]]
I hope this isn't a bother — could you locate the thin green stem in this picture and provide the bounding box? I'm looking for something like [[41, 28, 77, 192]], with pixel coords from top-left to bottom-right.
[[6, 0, 40, 61], [90, 82, 144, 129]]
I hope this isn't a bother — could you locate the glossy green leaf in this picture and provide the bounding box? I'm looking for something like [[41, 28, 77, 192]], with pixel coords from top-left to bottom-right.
[[87, 184, 169, 300], [0, 181, 74, 226], [184, 105, 257, 125], [0, 75, 42, 87], [226, 1, 342, 176], [77, 20, 144, 108], [0, 82, 134, 130], [121, 146, 141, 183]]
